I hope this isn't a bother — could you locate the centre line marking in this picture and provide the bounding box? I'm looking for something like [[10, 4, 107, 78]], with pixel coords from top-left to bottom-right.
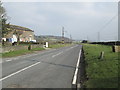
[[72, 49, 81, 85], [0, 62, 41, 81], [6, 59, 12, 62], [65, 45, 78, 52], [52, 51, 63, 58]]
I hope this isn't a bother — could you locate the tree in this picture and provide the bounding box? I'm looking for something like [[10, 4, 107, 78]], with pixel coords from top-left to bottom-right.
[[2, 19, 10, 37], [0, 1, 10, 38], [0, 1, 6, 17]]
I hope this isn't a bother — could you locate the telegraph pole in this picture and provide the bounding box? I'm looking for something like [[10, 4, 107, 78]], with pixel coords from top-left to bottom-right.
[[98, 32, 100, 42], [70, 34, 72, 43], [62, 27, 64, 44], [87, 36, 89, 41]]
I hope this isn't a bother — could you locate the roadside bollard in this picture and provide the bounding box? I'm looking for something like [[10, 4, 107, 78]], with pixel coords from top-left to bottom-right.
[[28, 44, 31, 50]]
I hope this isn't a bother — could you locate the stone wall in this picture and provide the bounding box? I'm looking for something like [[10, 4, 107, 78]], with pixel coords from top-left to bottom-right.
[[112, 45, 120, 52], [114, 46, 120, 52], [2, 44, 42, 53]]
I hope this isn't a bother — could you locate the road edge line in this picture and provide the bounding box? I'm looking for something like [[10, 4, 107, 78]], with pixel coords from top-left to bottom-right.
[[72, 47, 82, 88]]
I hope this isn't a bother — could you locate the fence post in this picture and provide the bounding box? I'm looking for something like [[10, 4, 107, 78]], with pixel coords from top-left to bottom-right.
[[99, 51, 104, 59]]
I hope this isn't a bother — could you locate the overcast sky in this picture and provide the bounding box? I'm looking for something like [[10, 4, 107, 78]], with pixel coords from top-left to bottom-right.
[[3, 2, 118, 41]]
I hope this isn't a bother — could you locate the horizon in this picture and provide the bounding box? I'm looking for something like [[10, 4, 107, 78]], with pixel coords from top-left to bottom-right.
[[3, 2, 118, 42]]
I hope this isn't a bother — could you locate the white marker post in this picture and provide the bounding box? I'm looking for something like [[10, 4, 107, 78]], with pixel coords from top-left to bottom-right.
[[46, 42, 48, 48]]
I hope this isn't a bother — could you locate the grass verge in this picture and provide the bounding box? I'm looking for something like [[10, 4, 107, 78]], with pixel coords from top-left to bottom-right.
[[2, 47, 45, 58], [49, 43, 72, 48], [2, 43, 72, 58], [83, 44, 119, 88]]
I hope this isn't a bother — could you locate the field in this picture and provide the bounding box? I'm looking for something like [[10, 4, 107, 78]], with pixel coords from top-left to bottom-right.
[[83, 44, 119, 88]]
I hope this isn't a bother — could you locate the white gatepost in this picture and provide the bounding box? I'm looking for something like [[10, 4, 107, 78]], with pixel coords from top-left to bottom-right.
[[46, 42, 49, 48]]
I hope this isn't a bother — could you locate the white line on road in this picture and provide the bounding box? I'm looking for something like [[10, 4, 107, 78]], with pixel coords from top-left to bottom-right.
[[6, 59, 12, 62], [2, 49, 57, 64], [52, 45, 78, 58], [0, 62, 41, 81], [52, 51, 63, 58], [65, 45, 78, 52], [72, 49, 81, 85]]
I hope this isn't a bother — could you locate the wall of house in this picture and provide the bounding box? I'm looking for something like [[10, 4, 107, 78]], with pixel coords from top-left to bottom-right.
[[2, 44, 42, 53], [20, 31, 34, 42], [4, 30, 34, 42], [5, 31, 14, 38]]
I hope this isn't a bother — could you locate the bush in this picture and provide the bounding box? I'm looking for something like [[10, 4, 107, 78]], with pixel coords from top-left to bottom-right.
[[82, 40, 88, 43], [28, 44, 31, 50]]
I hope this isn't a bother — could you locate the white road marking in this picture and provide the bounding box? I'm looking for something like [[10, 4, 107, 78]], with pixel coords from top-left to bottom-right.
[[0, 61, 41, 81], [52, 45, 77, 57], [6, 59, 12, 62], [72, 49, 81, 85], [52, 51, 63, 58], [2, 49, 56, 63], [65, 45, 78, 52]]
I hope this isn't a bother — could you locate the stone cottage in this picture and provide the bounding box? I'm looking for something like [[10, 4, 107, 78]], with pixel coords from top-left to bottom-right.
[[3, 25, 35, 43]]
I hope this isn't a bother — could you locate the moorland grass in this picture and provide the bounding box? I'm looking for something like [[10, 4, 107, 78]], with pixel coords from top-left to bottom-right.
[[83, 44, 119, 88]]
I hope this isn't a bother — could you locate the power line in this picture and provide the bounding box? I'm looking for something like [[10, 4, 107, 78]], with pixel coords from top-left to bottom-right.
[[89, 13, 118, 42], [99, 14, 118, 32], [92, 14, 118, 35]]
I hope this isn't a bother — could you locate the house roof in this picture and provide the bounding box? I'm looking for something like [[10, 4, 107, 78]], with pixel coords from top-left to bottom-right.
[[9, 25, 34, 32]]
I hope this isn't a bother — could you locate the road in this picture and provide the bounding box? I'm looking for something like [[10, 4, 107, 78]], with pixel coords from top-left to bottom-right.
[[1, 45, 82, 88]]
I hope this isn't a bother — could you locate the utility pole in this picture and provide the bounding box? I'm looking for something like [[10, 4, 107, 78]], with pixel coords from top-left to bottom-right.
[[62, 27, 64, 44], [87, 36, 89, 41], [98, 32, 100, 42], [70, 34, 72, 43], [115, 36, 117, 46]]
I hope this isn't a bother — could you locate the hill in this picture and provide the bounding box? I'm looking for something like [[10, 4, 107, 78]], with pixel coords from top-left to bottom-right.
[[35, 35, 72, 43]]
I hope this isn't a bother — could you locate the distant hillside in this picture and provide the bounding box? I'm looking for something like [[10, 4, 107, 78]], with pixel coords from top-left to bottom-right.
[[35, 35, 72, 43], [9, 25, 34, 32]]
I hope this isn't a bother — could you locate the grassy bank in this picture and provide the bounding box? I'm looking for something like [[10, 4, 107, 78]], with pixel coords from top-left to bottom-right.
[[49, 43, 72, 48], [83, 44, 119, 88], [2, 43, 72, 58], [2, 47, 45, 58]]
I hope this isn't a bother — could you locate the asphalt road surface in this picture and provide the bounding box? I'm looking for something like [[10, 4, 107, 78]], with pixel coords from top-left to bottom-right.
[[1, 45, 82, 88]]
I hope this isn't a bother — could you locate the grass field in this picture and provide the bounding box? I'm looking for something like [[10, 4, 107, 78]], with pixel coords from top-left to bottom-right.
[[2, 47, 45, 58], [83, 44, 119, 88]]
